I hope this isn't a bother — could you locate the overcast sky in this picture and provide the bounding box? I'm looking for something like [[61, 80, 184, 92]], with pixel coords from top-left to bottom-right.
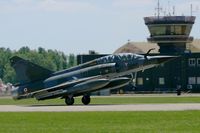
[[0, 0, 200, 54]]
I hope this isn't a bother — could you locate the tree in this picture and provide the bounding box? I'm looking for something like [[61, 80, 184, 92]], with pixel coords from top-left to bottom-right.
[[68, 54, 76, 68], [18, 46, 30, 54], [0, 46, 77, 84]]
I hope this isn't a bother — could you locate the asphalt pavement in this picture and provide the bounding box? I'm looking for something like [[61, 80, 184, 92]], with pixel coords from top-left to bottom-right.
[[0, 103, 200, 112]]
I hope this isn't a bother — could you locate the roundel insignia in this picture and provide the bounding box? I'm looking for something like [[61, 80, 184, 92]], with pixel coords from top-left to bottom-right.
[[24, 88, 28, 93]]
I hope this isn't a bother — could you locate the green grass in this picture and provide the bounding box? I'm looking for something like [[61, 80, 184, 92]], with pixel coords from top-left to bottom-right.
[[0, 97, 200, 133], [0, 111, 200, 133], [1, 96, 200, 105]]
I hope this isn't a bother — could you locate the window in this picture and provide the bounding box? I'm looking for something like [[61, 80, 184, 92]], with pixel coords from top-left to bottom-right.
[[185, 25, 192, 35], [197, 77, 200, 84], [181, 26, 186, 35], [137, 78, 143, 85], [197, 58, 200, 66], [174, 26, 182, 35], [188, 77, 196, 85], [159, 77, 165, 85], [149, 26, 166, 36], [149, 25, 187, 36], [188, 58, 196, 67], [170, 25, 187, 35]]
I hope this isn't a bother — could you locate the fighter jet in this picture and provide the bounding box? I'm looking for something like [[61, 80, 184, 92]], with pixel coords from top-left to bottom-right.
[[10, 49, 176, 105]]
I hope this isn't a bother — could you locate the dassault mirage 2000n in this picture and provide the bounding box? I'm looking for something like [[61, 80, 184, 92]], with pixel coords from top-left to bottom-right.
[[10, 49, 176, 105]]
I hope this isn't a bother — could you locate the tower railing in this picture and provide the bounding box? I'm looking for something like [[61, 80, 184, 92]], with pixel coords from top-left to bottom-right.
[[144, 16, 195, 24]]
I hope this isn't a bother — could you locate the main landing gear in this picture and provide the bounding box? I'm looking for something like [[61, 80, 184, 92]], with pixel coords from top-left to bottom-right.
[[82, 95, 91, 105], [65, 96, 74, 105], [64, 95, 91, 105]]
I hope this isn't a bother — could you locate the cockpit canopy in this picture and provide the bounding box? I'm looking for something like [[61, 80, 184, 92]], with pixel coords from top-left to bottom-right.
[[96, 53, 144, 64]]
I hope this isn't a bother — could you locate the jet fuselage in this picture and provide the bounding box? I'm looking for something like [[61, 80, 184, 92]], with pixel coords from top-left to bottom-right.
[[10, 53, 176, 105]]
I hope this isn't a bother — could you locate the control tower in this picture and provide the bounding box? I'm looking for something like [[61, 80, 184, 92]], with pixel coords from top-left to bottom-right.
[[144, 16, 195, 54]]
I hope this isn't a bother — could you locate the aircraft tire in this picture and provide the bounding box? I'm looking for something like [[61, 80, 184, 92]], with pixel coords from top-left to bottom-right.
[[65, 97, 74, 105], [82, 95, 91, 105]]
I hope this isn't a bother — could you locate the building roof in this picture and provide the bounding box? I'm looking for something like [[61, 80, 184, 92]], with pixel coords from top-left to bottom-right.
[[114, 39, 200, 54], [114, 42, 159, 54], [190, 39, 200, 53]]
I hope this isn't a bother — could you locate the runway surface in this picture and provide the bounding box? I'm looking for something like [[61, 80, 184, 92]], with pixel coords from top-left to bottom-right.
[[0, 103, 200, 112]]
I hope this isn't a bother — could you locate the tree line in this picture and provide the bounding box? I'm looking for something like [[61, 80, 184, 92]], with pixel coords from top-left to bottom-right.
[[0, 46, 76, 84]]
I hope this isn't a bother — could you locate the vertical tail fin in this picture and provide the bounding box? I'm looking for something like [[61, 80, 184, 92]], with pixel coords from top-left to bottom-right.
[[10, 56, 53, 84]]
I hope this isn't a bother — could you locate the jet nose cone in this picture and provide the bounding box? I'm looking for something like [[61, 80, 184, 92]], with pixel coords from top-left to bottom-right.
[[157, 56, 178, 64]]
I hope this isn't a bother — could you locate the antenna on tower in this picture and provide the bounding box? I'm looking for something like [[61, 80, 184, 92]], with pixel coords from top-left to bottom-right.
[[190, 4, 199, 16], [168, 1, 171, 16], [173, 6, 175, 16], [155, 0, 162, 18]]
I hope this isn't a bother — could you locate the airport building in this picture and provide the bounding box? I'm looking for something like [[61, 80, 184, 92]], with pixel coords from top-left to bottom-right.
[[135, 15, 200, 93], [77, 15, 200, 93]]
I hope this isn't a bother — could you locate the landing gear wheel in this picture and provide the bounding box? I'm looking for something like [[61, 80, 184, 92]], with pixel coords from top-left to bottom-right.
[[177, 90, 181, 96], [82, 95, 91, 105], [65, 96, 74, 105]]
